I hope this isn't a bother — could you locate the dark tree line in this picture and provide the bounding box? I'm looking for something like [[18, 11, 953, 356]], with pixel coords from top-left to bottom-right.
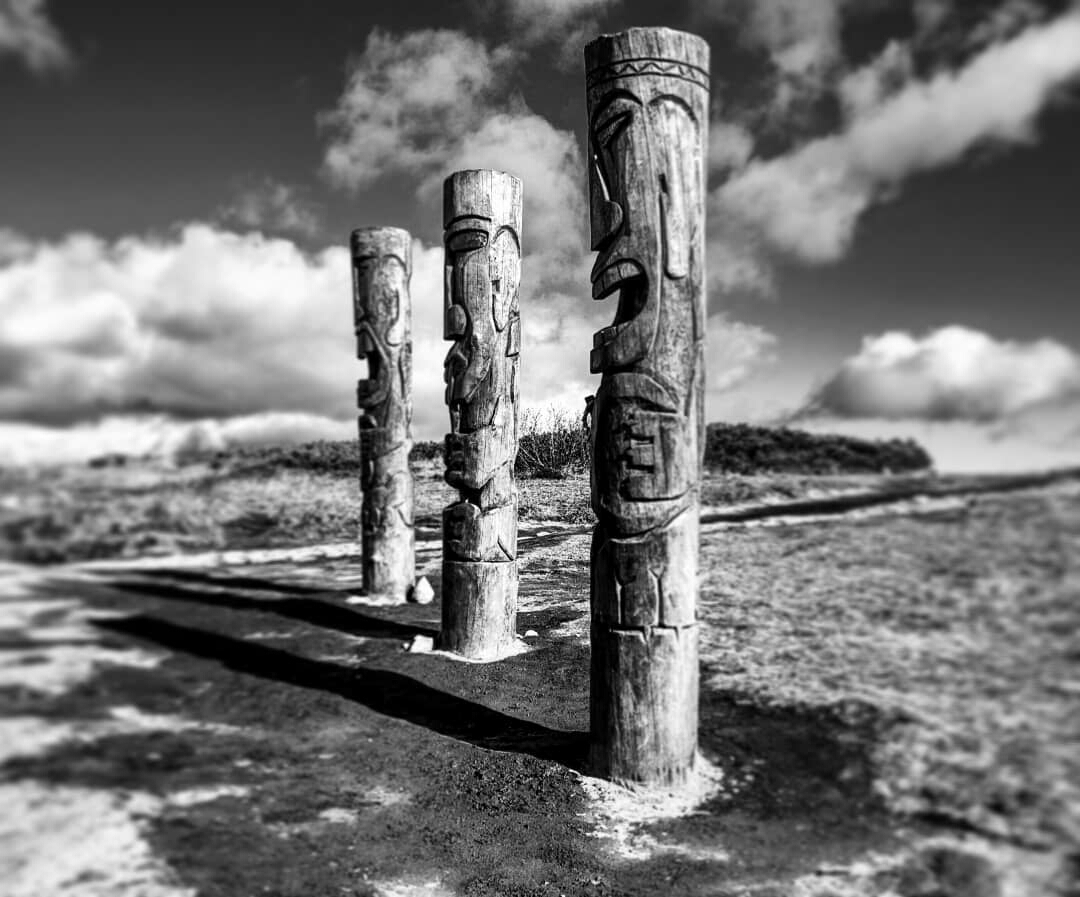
[[171, 422, 931, 479], [703, 423, 932, 475]]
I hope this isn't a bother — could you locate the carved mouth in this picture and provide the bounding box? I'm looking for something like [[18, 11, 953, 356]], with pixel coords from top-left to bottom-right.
[[356, 329, 388, 404], [591, 259, 646, 349]]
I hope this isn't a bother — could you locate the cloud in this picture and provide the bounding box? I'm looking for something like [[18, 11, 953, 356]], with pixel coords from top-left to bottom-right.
[[319, 29, 516, 191], [916, 0, 1051, 51], [0, 224, 611, 451], [966, 0, 1050, 47], [0, 0, 71, 72], [706, 316, 778, 395], [218, 179, 323, 239], [705, 0, 849, 76], [710, 8, 1080, 291], [0, 413, 357, 467], [805, 326, 1080, 421], [320, 27, 588, 255], [0, 225, 354, 426], [913, 0, 955, 39], [709, 121, 756, 174], [426, 111, 587, 264], [505, 0, 619, 47]]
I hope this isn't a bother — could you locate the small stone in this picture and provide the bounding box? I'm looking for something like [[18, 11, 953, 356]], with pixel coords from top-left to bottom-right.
[[524, 630, 539, 638], [407, 635, 434, 654], [409, 577, 434, 605]]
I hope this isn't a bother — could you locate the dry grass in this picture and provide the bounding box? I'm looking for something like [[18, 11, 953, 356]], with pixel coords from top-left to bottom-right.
[[3, 455, 898, 564], [698, 482, 1080, 848]]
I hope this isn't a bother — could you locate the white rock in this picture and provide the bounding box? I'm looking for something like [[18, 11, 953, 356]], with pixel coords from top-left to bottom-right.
[[407, 635, 434, 654], [409, 577, 434, 605], [523, 630, 539, 639]]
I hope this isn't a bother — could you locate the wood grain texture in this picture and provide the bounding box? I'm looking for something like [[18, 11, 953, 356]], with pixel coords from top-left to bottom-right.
[[584, 28, 710, 786], [440, 170, 523, 659], [352, 227, 415, 601]]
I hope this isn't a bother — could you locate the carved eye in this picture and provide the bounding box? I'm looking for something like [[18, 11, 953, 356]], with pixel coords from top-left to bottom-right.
[[447, 230, 488, 253], [595, 110, 632, 148]]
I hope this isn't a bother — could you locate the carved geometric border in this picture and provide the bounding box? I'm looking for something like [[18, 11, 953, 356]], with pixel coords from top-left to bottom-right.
[[586, 57, 709, 91]]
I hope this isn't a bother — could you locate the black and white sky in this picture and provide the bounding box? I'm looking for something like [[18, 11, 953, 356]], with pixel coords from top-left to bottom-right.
[[2, 0, 1079, 470]]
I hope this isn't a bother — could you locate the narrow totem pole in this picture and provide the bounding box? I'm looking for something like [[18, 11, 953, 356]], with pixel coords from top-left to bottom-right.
[[584, 29, 710, 786], [441, 170, 523, 659], [352, 227, 415, 601]]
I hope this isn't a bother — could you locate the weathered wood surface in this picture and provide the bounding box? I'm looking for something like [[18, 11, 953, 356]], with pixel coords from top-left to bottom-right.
[[440, 170, 523, 659], [352, 227, 415, 601], [584, 28, 710, 786]]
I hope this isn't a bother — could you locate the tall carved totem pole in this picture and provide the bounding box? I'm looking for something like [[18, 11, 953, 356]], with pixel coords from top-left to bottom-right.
[[352, 227, 415, 601], [584, 29, 710, 785], [441, 170, 523, 659]]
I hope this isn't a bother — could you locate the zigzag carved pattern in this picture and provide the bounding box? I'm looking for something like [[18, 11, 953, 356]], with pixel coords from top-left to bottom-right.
[[586, 57, 709, 90]]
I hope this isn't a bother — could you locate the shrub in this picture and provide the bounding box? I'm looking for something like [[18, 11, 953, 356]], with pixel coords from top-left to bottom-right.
[[515, 407, 590, 478], [410, 440, 444, 462]]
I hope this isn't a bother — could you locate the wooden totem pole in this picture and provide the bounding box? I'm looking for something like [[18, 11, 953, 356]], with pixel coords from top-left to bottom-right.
[[584, 29, 710, 786], [352, 227, 415, 601], [440, 170, 523, 659]]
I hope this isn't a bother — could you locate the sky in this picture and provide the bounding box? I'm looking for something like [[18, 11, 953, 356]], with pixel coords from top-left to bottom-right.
[[2, 0, 1080, 471]]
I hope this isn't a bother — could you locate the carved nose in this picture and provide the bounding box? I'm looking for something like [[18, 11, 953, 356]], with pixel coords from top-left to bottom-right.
[[591, 199, 623, 251], [357, 330, 375, 357], [444, 305, 468, 340]]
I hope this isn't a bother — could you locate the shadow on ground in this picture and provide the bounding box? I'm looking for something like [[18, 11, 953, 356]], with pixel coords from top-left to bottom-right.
[[108, 572, 439, 641], [94, 613, 587, 768], [3, 553, 916, 897]]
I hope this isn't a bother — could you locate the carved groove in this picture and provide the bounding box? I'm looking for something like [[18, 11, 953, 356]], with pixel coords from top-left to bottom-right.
[[586, 58, 710, 90]]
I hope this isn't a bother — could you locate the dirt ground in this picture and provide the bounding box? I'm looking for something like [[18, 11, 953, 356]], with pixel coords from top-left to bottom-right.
[[1, 471, 1078, 896]]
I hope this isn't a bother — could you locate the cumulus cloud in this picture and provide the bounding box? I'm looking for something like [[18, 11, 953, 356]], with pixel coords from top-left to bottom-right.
[[913, 0, 955, 39], [805, 326, 1080, 421], [428, 112, 586, 263], [966, 0, 1050, 47], [711, 0, 848, 76], [0, 223, 621, 455], [218, 179, 323, 239], [710, 8, 1080, 291], [706, 316, 778, 395], [0, 413, 357, 467], [0, 0, 70, 72], [0, 225, 354, 426], [505, 0, 619, 48], [319, 29, 516, 191], [321, 28, 587, 254]]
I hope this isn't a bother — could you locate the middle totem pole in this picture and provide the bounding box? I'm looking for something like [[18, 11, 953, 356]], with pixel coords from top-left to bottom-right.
[[584, 28, 710, 786], [440, 169, 523, 660]]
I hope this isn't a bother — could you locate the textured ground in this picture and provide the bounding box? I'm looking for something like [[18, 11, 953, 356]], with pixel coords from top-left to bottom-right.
[[1, 475, 1078, 896], [0, 452, 947, 564]]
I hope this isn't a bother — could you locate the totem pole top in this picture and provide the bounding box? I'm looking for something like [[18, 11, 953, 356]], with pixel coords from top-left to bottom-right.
[[350, 226, 412, 259], [443, 169, 523, 229], [584, 27, 710, 83]]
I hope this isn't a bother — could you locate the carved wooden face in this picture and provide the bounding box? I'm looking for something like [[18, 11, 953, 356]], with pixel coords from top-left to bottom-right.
[[443, 217, 521, 433], [353, 250, 407, 421], [588, 75, 704, 377], [585, 46, 708, 532]]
